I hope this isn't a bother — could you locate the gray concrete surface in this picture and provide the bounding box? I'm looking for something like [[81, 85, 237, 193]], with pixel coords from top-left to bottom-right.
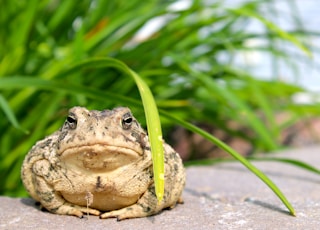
[[1, 146, 319, 229]]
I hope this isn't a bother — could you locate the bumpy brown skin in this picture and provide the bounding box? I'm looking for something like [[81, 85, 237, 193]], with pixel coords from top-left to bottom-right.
[[21, 107, 185, 220]]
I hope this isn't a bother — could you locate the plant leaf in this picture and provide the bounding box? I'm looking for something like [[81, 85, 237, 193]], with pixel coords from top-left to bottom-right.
[[0, 94, 28, 133]]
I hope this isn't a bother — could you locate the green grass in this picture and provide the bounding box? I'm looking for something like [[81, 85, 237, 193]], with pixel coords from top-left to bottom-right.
[[1, 0, 320, 216]]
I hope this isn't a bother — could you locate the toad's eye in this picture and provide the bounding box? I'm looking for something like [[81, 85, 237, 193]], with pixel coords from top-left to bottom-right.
[[122, 112, 133, 130], [66, 115, 77, 129]]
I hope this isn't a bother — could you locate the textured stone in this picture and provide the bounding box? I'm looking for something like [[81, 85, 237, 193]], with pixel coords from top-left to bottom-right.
[[1, 146, 319, 229]]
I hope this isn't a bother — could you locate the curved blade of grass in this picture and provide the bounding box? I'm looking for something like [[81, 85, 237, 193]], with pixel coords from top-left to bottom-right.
[[118, 65, 165, 202], [0, 94, 28, 133], [160, 109, 296, 216], [131, 70, 165, 201]]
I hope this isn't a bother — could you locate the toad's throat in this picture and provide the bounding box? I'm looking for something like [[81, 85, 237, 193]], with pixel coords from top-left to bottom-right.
[[59, 144, 142, 171]]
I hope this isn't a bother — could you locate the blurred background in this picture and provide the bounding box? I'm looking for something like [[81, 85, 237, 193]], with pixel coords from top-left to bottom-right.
[[1, 0, 320, 196]]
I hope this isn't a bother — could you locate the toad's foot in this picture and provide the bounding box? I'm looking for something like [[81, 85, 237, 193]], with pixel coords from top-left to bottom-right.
[[100, 203, 157, 221], [49, 203, 101, 218]]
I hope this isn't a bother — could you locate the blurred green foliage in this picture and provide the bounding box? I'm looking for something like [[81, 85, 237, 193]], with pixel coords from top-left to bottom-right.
[[0, 0, 318, 197]]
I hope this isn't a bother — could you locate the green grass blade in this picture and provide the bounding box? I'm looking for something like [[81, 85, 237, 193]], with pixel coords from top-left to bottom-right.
[[160, 109, 296, 216], [129, 69, 165, 201], [0, 94, 27, 133]]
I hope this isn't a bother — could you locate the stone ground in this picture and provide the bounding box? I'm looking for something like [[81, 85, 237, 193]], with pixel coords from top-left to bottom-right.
[[1, 146, 319, 230]]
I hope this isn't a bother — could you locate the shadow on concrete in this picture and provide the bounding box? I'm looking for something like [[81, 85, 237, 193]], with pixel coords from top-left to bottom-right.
[[20, 197, 36, 207], [184, 187, 292, 216], [244, 197, 292, 216], [20, 197, 44, 212]]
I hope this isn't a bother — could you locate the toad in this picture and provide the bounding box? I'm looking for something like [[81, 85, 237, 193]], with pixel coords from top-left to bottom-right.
[[21, 106, 185, 220]]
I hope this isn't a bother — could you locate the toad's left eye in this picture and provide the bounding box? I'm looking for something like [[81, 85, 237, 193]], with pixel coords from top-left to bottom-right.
[[122, 112, 133, 130], [66, 114, 77, 130]]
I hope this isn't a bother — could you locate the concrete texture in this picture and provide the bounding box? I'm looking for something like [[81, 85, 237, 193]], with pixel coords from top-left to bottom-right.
[[1, 146, 319, 230]]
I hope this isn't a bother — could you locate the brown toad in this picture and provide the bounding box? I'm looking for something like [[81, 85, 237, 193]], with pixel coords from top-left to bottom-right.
[[21, 106, 185, 220]]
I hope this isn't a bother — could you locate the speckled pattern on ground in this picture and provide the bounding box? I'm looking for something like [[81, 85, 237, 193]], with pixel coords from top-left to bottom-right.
[[1, 146, 319, 230]]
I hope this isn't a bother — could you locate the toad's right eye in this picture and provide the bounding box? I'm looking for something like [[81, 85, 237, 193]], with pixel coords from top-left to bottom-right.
[[66, 115, 77, 129], [121, 112, 133, 130]]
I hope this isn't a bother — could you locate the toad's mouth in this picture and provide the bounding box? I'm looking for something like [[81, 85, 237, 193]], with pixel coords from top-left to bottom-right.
[[59, 144, 142, 171]]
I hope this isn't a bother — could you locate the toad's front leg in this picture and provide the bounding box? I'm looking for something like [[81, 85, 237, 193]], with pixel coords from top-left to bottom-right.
[[31, 160, 101, 218], [33, 175, 101, 217]]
